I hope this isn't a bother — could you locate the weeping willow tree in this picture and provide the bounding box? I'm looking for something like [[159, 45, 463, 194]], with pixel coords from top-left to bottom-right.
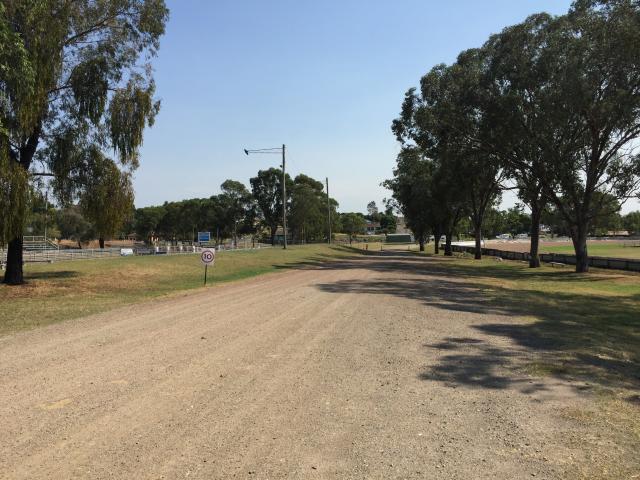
[[0, 3, 31, 251], [0, 0, 168, 284], [79, 152, 134, 249]]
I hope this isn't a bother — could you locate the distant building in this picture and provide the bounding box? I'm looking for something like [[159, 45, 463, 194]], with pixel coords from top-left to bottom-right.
[[365, 221, 381, 235]]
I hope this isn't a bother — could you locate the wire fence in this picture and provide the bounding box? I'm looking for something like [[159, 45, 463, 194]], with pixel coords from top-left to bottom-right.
[[0, 243, 274, 267], [449, 245, 640, 272]]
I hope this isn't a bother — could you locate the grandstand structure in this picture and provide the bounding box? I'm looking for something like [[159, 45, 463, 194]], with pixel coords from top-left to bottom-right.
[[22, 236, 59, 252]]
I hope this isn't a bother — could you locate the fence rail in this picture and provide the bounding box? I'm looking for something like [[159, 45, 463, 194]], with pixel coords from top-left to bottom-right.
[[449, 245, 640, 272], [0, 243, 274, 267]]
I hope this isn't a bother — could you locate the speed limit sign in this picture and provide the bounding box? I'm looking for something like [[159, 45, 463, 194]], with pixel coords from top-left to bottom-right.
[[201, 248, 215, 285], [201, 248, 215, 265]]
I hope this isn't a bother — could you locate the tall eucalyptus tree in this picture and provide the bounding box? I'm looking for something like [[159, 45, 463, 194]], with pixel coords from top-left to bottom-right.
[[485, 1, 640, 272]]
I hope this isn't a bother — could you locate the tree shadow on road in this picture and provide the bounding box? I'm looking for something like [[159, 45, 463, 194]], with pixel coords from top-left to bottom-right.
[[305, 253, 640, 400]]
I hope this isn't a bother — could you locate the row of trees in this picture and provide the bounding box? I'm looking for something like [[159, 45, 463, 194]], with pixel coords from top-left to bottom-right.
[[386, 0, 640, 272], [135, 170, 340, 245]]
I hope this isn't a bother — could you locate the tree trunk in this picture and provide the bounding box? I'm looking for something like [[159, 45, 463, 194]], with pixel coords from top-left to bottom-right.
[[444, 232, 453, 256], [529, 204, 541, 268], [474, 223, 482, 260], [419, 236, 425, 252], [3, 237, 24, 285], [4, 124, 42, 285], [270, 226, 276, 246], [77, 240, 82, 249], [433, 226, 441, 255], [571, 224, 589, 273], [99, 237, 105, 249]]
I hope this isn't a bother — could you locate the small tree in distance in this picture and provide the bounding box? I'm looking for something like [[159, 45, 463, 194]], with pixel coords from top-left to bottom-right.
[[340, 213, 366, 245], [79, 155, 134, 248]]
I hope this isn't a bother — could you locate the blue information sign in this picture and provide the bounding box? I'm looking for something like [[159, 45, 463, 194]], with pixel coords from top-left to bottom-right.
[[197, 231, 211, 243]]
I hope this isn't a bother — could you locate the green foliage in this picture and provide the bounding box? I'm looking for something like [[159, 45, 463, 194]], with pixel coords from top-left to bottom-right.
[[108, 77, 160, 166], [79, 155, 134, 243], [56, 205, 94, 246], [623, 211, 640, 235], [383, 147, 434, 243], [22, 186, 59, 239], [0, 3, 34, 136], [391, 0, 640, 270], [392, 52, 503, 251], [155, 198, 208, 242], [0, 152, 28, 245], [134, 205, 166, 240], [218, 180, 256, 241], [366, 201, 378, 217], [486, 2, 640, 268], [1, 0, 169, 282], [483, 205, 531, 238], [340, 212, 366, 243], [250, 168, 293, 243], [379, 211, 397, 234], [130, 170, 338, 246], [289, 174, 336, 243]]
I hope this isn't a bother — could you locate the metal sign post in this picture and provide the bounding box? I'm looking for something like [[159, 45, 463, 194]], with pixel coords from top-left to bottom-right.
[[201, 248, 215, 285]]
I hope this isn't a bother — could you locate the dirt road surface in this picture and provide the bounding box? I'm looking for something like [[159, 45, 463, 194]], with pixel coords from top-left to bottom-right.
[[0, 255, 620, 479]]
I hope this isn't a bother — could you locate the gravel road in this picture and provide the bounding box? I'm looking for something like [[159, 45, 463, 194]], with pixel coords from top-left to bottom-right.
[[0, 254, 605, 479]]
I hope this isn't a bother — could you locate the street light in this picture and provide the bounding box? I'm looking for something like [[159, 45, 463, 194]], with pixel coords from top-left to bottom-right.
[[244, 144, 288, 249]]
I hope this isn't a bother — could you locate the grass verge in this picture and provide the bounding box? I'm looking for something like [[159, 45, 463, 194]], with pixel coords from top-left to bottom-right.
[[543, 241, 640, 259], [0, 245, 353, 335]]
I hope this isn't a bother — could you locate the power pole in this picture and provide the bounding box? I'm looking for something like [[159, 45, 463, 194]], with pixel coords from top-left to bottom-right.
[[326, 177, 331, 244], [243, 144, 288, 249], [44, 189, 48, 243], [282, 144, 287, 249]]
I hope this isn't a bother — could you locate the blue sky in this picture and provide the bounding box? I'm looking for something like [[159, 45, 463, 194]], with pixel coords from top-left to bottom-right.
[[135, 0, 582, 213]]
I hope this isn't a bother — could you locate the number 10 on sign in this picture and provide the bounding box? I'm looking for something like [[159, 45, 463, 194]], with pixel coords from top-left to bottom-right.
[[201, 249, 215, 285]]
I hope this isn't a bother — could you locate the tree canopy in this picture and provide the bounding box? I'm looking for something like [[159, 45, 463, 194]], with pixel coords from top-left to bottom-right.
[[388, 0, 640, 272], [1, 0, 169, 284]]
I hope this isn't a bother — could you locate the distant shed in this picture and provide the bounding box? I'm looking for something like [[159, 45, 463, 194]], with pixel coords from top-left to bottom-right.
[[386, 233, 413, 243]]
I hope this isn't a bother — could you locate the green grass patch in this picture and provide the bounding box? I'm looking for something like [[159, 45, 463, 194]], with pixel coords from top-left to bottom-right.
[[0, 245, 353, 335], [543, 241, 640, 259]]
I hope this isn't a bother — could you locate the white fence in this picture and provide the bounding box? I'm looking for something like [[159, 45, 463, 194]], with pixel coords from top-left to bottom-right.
[[0, 243, 274, 266]]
